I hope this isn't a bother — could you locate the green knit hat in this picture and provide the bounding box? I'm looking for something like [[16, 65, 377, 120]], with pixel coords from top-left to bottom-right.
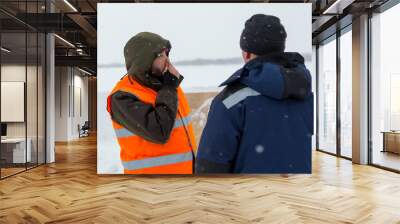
[[124, 32, 171, 77]]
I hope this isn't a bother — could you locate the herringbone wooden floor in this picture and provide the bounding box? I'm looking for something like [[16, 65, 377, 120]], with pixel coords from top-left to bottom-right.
[[1, 135, 400, 224]]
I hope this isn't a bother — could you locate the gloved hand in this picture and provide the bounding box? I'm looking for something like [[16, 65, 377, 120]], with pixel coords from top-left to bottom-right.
[[162, 59, 183, 88], [162, 70, 184, 88]]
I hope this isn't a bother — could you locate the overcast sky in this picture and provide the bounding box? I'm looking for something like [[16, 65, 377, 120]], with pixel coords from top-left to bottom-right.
[[97, 3, 311, 66]]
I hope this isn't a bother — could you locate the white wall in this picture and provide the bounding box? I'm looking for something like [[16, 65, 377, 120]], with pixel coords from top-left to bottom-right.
[[1, 63, 46, 164], [71, 72, 89, 138], [54, 67, 89, 141], [55, 66, 68, 141], [1, 65, 36, 138], [1, 65, 27, 147]]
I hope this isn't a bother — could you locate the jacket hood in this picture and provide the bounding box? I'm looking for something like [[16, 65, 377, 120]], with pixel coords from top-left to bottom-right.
[[124, 32, 171, 90], [220, 52, 312, 100]]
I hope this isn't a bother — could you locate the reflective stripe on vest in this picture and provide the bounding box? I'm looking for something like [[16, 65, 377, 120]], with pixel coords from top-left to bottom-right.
[[115, 114, 192, 138], [122, 151, 193, 171]]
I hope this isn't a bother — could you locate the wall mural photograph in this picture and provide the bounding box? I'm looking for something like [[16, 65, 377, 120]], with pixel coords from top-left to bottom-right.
[[97, 3, 313, 175]]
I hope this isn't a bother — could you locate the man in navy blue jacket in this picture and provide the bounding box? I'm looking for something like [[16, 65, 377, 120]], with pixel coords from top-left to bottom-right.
[[195, 14, 314, 174]]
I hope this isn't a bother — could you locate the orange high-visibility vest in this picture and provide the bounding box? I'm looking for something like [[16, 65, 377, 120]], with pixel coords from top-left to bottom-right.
[[107, 75, 196, 174]]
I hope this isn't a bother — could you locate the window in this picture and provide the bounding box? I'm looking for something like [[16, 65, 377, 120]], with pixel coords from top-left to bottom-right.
[[0, 1, 47, 179], [339, 28, 352, 158], [317, 36, 337, 154], [371, 3, 400, 171]]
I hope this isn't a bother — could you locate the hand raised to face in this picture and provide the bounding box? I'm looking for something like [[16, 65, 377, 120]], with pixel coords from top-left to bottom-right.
[[165, 58, 180, 78]]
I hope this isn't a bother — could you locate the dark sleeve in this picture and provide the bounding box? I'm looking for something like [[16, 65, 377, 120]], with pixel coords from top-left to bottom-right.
[[195, 95, 243, 174], [110, 73, 181, 144]]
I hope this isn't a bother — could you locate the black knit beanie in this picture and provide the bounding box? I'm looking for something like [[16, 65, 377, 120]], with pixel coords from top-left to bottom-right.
[[240, 14, 287, 55]]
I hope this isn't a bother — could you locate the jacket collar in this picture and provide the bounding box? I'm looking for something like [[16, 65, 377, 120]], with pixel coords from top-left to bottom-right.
[[129, 73, 163, 91], [219, 52, 305, 87]]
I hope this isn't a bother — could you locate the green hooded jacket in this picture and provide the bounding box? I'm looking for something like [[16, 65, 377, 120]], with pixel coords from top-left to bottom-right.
[[109, 32, 185, 145]]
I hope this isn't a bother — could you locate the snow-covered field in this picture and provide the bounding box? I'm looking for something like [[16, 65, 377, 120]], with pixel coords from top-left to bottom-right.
[[185, 92, 217, 149]]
